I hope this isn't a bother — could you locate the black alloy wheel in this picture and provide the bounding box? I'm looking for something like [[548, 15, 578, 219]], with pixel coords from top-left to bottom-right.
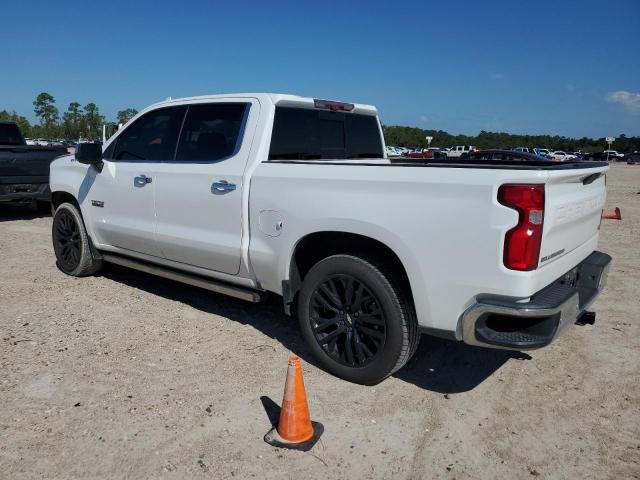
[[299, 254, 420, 385], [53, 209, 82, 271], [309, 274, 387, 368]]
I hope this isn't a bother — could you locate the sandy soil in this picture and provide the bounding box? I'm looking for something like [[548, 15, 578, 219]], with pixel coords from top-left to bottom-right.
[[1, 163, 638, 480]]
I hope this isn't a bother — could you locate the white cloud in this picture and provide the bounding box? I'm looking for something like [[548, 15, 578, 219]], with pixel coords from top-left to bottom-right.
[[492, 73, 504, 80], [419, 115, 429, 122], [607, 90, 640, 114]]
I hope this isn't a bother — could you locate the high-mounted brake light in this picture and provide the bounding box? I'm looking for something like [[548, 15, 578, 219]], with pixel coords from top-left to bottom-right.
[[313, 99, 355, 112], [498, 184, 545, 271]]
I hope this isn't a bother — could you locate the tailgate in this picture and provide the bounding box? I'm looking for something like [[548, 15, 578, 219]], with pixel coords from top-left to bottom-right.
[[0, 147, 62, 179], [539, 165, 608, 266]]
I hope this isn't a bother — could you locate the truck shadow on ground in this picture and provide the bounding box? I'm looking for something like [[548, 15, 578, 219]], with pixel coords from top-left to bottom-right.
[[102, 264, 530, 394], [0, 203, 50, 222]]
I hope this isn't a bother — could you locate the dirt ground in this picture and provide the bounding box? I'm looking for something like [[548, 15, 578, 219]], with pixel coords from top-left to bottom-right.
[[1, 163, 638, 480]]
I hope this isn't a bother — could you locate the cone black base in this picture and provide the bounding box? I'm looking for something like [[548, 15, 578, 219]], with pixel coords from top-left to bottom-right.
[[264, 421, 324, 451]]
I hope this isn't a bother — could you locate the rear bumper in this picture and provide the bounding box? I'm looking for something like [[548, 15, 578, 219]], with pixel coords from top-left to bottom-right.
[[460, 251, 612, 350], [0, 182, 50, 203]]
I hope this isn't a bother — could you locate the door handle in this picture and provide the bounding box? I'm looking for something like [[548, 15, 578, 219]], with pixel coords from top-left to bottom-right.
[[134, 175, 152, 187], [211, 180, 236, 195]]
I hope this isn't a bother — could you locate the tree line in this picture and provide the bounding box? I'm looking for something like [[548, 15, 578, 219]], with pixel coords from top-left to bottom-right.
[[384, 126, 639, 153], [0, 92, 138, 140]]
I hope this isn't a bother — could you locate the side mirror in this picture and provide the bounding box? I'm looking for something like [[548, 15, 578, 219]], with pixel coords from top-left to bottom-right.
[[75, 142, 103, 166]]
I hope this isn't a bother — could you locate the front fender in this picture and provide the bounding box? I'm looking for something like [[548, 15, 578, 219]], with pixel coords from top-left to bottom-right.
[[50, 155, 99, 237]]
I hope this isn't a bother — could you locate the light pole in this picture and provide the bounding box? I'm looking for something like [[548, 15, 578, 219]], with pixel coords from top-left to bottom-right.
[[605, 136, 615, 161]]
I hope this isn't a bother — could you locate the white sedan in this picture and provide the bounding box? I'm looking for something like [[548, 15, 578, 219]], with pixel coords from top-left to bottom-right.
[[549, 151, 577, 161]]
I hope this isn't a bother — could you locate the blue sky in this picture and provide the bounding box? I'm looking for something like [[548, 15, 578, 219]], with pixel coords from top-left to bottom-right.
[[1, 0, 639, 137]]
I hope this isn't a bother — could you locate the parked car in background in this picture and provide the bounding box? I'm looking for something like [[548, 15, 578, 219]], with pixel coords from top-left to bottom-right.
[[405, 148, 427, 158], [578, 152, 595, 161], [405, 147, 445, 159], [385, 145, 401, 157], [603, 150, 624, 159], [447, 145, 476, 158], [513, 147, 532, 154], [625, 151, 640, 165], [0, 121, 67, 211], [549, 151, 577, 161], [535, 148, 552, 158], [513, 147, 550, 159], [48, 93, 611, 385], [465, 149, 551, 163]]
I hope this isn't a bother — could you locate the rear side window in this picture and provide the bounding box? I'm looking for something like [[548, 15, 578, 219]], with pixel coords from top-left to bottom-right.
[[111, 106, 185, 161], [268, 107, 383, 160], [175, 103, 248, 162]]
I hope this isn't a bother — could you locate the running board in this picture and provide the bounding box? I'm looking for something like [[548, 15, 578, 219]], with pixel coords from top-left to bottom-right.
[[102, 254, 263, 303]]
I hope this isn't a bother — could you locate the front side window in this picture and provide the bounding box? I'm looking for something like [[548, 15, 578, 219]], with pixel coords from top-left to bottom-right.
[[175, 103, 248, 162], [268, 107, 383, 160], [110, 106, 186, 161]]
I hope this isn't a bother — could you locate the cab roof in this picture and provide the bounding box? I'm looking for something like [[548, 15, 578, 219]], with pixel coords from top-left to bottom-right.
[[146, 93, 378, 116]]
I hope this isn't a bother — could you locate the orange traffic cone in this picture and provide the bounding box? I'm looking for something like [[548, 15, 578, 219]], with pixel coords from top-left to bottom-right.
[[602, 207, 622, 220], [264, 355, 323, 451]]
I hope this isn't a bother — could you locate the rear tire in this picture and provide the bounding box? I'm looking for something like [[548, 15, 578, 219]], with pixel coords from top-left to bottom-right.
[[297, 254, 419, 385], [52, 202, 103, 276]]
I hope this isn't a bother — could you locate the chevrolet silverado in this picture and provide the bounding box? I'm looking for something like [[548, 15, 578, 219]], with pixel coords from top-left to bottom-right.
[[49, 94, 611, 384]]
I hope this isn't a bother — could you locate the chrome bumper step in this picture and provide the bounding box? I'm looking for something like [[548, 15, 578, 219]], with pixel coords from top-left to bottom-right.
[[459, 251, 612, 350]]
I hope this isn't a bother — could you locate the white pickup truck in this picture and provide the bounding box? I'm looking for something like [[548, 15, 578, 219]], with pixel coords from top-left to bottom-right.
[[49, 93, 611, 385]]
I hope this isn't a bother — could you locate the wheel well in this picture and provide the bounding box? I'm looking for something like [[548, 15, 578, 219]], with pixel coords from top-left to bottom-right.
[[285, 231, 413, 314], [51, 191, 78, 210]]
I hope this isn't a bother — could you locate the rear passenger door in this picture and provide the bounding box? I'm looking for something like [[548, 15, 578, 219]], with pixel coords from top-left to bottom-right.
[[153, 100, 259, 275]]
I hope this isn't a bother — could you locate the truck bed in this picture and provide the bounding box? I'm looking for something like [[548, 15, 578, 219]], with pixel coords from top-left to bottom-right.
[[269, 157, 609, 170], [250, 159, 608, 334], [388, 157, 609, 170]]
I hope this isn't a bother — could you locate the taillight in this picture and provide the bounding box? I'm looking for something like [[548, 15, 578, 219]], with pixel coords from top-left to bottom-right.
[[498, 184, 545, 271]]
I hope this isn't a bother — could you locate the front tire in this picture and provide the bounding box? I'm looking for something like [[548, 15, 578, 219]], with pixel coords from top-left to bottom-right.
[[297, 254, 419, 385], [52, 202, 103, 276]]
